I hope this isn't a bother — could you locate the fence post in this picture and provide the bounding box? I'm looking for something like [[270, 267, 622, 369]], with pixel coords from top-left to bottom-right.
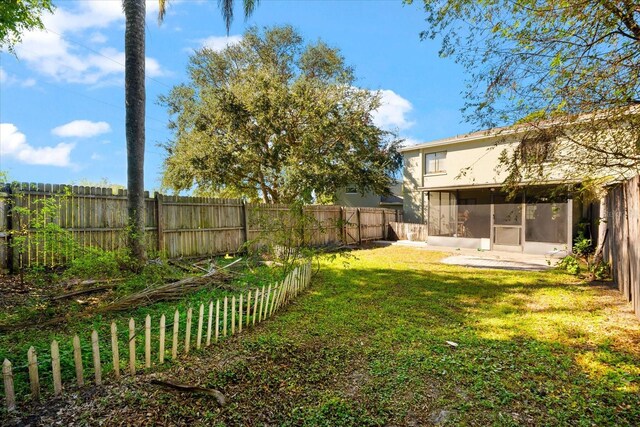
[[50, 341, 62, 396], [27, 347, 40, 400], [91, 330, 102, 385], [129, 318, 136, 375], [3, 359, 15, 411], [357, 208, 362, 245], [156, 193, 165, 255], [242, 201, 250, 249], [73, 335, 84, 386]]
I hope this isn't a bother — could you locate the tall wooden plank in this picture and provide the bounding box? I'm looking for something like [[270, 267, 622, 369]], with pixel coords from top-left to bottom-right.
[[197, 304, 204, 349], [111, 322, 120, 379], [215, 299, 220, 342], [145, 315, 151, 368], [246, 291, 251, 327], [73, 335, 84, 386], [159, 314, 166, 364], [185, 308, 192, 354], [223, 297, 228, 337], [129, 318, 136, 375], [259, 285, 266, 322], [27, 346, 40, 400], [239, 294, 243, 333], [252, 289, 259, 326], [231, 296, 236, 335], [172, 310, 179, 359], [3, 359, 15, 412], [207, 301, 213, 346], [51, 340, 62, 395], [91, 330, 102, 385]]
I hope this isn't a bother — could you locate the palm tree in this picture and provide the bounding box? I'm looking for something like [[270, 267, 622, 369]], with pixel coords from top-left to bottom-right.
[[123, 0, 259, 267]]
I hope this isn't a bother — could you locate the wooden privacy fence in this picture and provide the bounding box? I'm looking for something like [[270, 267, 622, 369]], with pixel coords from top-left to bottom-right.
[[603, 175, 640, 320], [0, 183, 402, 270], [2, 262, 312, 412]]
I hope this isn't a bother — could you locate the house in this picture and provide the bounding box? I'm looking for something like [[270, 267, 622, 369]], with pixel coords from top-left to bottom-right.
[[400, 126, 598, 254], [335, 181, 403, 209]]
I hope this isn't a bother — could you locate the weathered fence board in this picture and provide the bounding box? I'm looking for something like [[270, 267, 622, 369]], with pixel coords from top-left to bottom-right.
[[1, 182, 401, 270], [604, 175, 640, 320]]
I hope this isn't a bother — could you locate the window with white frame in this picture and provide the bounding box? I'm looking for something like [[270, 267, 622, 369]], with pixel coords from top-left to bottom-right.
[[425, 151, 446, 174]]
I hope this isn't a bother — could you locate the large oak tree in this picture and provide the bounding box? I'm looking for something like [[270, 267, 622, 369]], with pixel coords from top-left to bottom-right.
[[160, 25, 401, 204]]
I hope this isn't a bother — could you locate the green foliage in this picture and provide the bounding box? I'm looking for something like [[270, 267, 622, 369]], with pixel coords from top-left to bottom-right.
[[160, 25, 401, 204], [557, 254, 580, 275], [10, 186, 78, 270], [408, 0, 640, 185], [64, 248, 130, 280], [0, 0, 54, 53]]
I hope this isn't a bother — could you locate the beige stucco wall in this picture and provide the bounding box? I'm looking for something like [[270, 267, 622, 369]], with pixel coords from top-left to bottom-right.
[[335, 189, 382, 208]]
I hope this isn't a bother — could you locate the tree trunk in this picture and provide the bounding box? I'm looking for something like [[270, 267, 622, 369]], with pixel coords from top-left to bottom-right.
[[124, 0, 147, 266]]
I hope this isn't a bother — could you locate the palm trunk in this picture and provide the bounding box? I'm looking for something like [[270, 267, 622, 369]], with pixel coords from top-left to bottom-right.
[[124, 0, 147, 266]]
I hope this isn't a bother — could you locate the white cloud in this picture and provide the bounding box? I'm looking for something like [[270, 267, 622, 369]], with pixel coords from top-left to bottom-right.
[[90, 153, 103, 161], [199, 35, 242, 52], [1, 123, 74, 167], [0, 67, 37, 87], [400, 137, 422, 147], [14, 1, 166, 85], [52, 120, 111, 138], [372, 89, 414, 130]]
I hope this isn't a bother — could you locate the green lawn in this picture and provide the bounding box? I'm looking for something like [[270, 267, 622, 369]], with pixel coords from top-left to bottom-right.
[[5, 246, 640, 426]]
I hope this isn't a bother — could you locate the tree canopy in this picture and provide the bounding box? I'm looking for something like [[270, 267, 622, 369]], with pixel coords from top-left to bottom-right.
[[0, 0, 53, 53], [160, 25, 401, 204], [408, 0, 640, 186]]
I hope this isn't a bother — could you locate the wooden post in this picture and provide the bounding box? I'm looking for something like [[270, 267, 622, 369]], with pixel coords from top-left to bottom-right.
[[215, 300, 220, 342], [91, 330, 102, 385], [144, 315, 151, 368], [197, 304, 204, 349], [231, 296, 236, 335], [51, 340, 62, 395], [27, 346, 40, 400], [3, 359, 15, 412], [73, 335, 84, 386], [129, 318, 136, 375], [111, 322, 120, 379], [206, 301, 213, 346], [263, 285, 272, 319], [246, 291, 251, 327], [357, 208, 362, 245], [259, 285, 266, 322], [242, 201, 250, 248], [252, 289, 259, 326], [185, 308, 192, 354], [156, 193, 165, 254], [159, 314, 166, 364], [172, 310, 179, 359], [223, 297, 228, 337], [239, 294, 243, 333]]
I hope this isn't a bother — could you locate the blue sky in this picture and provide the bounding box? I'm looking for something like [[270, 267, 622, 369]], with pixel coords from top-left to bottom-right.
[[0, 0, 469, 190]]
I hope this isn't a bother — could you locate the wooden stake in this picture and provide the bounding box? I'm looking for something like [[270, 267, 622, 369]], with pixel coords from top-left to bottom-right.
[[246, 291, 251, 327], [91, 330, 102, 385], [239, 294, 243, 333], [27, 346, 40, 400], [159, 314, 166, 364], [145, 315, 151, 368], [264, 285, 272, 319], [129, 318, 136, 375], [252, 289, 259, 326], [172, 310, 179, 359], [231, 296, 236, 335], [259, 285, 265, 322], [215, 300, 220, 342], [111, 322, 120, 379], [73, 335, 84, 386], [197, 304, 204, 349], [185, 307, 192, 354], [2, 359, 15, 412], [51, 340, 62, 395], [223, 297, 228, 337], [206, 301, 213, 346]]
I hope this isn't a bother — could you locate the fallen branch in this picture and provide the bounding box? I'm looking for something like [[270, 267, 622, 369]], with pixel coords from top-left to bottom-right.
[[52, 284, 119, 301], [98, 258, 244, 313], [150, 379, 225, 406]]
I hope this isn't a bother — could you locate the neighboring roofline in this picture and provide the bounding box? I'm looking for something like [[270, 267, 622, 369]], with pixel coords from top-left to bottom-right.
[[417, 180, 582, 192], [400, 105, 640, 153]]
